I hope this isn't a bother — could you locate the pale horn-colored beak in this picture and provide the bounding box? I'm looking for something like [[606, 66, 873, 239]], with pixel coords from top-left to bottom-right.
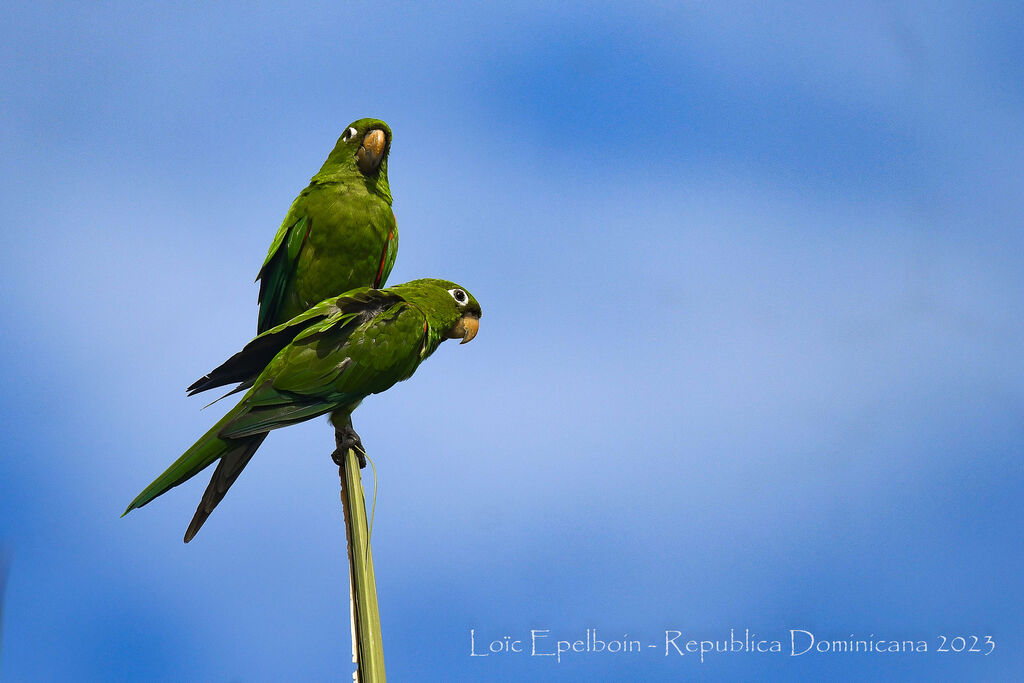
[[447, 315, 479, 344], [357, 129, 387, 174]]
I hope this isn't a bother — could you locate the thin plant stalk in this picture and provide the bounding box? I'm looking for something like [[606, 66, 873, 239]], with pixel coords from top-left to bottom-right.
[[338, 446, 386, 682]]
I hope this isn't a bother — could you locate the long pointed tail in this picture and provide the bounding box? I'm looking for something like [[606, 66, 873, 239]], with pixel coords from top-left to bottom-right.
[[183, 433, 267, 542], [123, 403, 253, 517]]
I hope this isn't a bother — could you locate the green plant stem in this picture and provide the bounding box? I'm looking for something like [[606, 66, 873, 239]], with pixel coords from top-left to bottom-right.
[[338, 446, 386, 682]]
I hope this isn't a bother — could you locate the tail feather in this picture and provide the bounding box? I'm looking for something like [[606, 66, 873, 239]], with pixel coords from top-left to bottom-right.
[[184, 434, 267, 542], [123, 404, 246, 516]]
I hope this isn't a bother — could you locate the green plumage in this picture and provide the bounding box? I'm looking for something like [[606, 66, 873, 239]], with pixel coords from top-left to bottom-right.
[[257, 118, 398, 333], [124, 279, 481, 542]]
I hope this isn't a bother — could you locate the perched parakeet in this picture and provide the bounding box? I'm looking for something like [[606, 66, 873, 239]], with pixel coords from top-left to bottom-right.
[[125, 279, 481, 542], [257, 118, 398, 334]]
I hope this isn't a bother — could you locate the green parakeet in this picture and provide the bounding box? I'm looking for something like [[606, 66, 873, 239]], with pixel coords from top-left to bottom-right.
[[257, 118, 398, 334], [125, 279, 481, 542]]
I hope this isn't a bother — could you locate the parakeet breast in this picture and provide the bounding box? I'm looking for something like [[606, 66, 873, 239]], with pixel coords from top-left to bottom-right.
[[288, 185, 396, 321]]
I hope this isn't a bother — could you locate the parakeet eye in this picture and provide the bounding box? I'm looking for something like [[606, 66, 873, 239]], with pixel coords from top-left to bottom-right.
[[448, 288, 468, 305], [341, 126, 357, 142]]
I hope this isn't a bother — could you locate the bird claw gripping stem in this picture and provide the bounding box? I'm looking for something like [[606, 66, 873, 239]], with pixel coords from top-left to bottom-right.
[[333, 425, 367, 469]]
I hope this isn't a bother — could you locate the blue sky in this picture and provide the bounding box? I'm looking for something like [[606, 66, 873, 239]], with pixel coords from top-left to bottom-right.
[[1, 2, 1022, 680]]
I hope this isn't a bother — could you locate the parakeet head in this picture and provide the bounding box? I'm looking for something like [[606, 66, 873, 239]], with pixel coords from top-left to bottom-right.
[[392, 278, 482, 345], [326, 118, 392, 177], [313, 118, 394, 201]]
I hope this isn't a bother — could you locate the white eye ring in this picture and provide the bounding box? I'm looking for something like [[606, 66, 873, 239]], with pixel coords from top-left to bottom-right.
[[448, 288, 468, 305], [341, 126, 357, 142]]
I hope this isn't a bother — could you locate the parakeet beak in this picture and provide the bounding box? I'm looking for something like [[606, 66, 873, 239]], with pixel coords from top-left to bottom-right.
[[357, 129, 387, 175], [448, 315, 479, 344]]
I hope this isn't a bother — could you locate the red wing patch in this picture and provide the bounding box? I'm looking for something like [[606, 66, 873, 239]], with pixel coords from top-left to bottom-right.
[[373, 230, 395, 288], [301, 219, 313, 252]]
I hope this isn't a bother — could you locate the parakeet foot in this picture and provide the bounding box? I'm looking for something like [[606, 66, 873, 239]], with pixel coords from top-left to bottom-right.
[[332, 425, 367, 469]]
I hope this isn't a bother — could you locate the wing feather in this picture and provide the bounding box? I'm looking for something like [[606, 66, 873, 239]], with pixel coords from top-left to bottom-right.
[[256, 211, 310, 334], [188, 289, 404, 395]]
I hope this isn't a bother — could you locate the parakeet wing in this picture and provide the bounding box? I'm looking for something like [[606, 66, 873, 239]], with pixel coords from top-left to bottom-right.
[[220, 300, 427, 438], [188, 288, 403, 395], [256, 205, 311, 334]]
